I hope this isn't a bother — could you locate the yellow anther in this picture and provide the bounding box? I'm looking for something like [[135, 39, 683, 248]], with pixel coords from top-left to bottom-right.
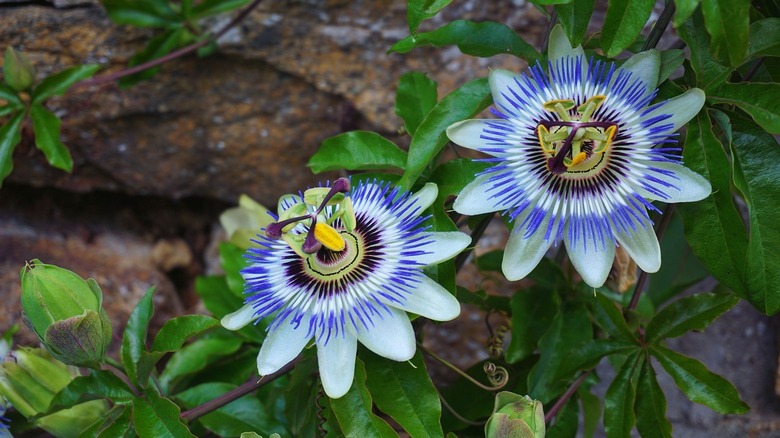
[[577, 95, 607, 122], [537, 125, 555, 154], [542, 99, 576, 112], [594, 125, 617, 154], [567, 151, 588, 168], [314, 222, 346, 252]]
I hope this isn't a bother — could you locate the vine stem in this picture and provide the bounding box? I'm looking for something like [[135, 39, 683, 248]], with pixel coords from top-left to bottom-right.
[[74, 0, 266, 90], [180, 358, 297, 422], [418, 344, 502, 392], [543, 372, 589, 424], [454, 213, 494, 272]]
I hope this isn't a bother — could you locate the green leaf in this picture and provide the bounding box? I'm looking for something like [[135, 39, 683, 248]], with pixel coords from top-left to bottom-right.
[[176, 382, 282, 437], [389, 20, 542, 63], [678, 112, 748, 295], [600, 0, 655, 57], [604, 351, 642, 438], [48, 370, 135, 413], [396, 72, 438, 135], [673, 0, 701, 27], [32, 64, 100, 104], [309, 131, 408, 173], [709, 83, 780, 134], [196, 275, 242, 318], [329, 359, 398, 437], [190, 0, 252, 19], [700, 0, 750, 66], [527, 304, 592, 404], [579, 388, 601, 438], [151, 315, 219, 352], [120, 28, 187, 87], [634, 358, 672, 438], [398, 77, 491, 190], [729, 115, 780, 315], [594, 294, 637, 342], [651, 345, 749, 414], [406, 0, 453, 36], [546, 395, 578, 438], [79, 404, 133, 438], [554, 0, 594, 47], [0, 83, 24, 108], [101, 0, 182, 28], [658, 49, 685, 83], [363, 350, 443, 438], [556, 338, 640, 379], [746, 18, 780, 59], [29, 104, 73, 171], [220, 242, 249, 296], [132, 391, 196, 438], [531, 0, 573, 4], [506, 286, 560, 363], [676, 10, 732, 91], [121, 287, 155, 385], [645, 293, 739, 342], [159, 335, 244, 393], [285, 357, 320, 438], [0, 112, 24, 187]]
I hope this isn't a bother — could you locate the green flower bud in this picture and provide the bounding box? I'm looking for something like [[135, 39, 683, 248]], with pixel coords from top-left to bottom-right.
[[3, 47, 35, 91], [219, 194, 275, 249], [20, 260, 112, 369], [485, 392, 545, 438]]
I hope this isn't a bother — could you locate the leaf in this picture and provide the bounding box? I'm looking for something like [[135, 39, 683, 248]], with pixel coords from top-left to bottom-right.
[[634, 358, 672, 438], [556, 338, 640, 379], [101, 0, 182, 28], [406, 0, 453, 36], [527, 304, 592, 404], [308, 131, 408, 173], [673, 0, 701, 27], [658, 49, 685, 83], [506, 286, 560, 363], [328, 359, 398, 438], [746, 18, 780, 59], [150, 315, 219, 352], [729, 115, 780, 315], [554, 0, 594, 46], [678, 112, 748, 295], [48, 370, 135, 413], [398, 77, 492, 190], [175, 382, 282, 437], [645, 293, 739, 342], [604, 351, 642, 438], [121, 287, 155, 386], [594, 294, 637, 342], [651, 345, 749, 414], [600, 0, 655, 57], [159, 335, 244, 392], [709, 83, 780, 134], [120, 28, 187, 87], [79, 404, 133, 438], [221, 242, 249, 296], [29, 104, 73, 171], [546, 394, 578, 438], [0, 112, 24, 187], [389, 20, 542, 63], [32, 64, 100, 104], [396, 72, 438, 135], [196, 275, 242, 318], [700, 0, 750, 66], [676, 10, 732, 91], [363, 350, 443, 438], [132, 391, 196, 438], [0, 83, 23, 108], [579, 388, 601, 438], [191, 0, 252, 19]]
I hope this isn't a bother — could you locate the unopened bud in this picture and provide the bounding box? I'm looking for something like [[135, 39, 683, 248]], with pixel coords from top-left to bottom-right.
[[485, 392, 545, 438], [4, 47, 35, 91]]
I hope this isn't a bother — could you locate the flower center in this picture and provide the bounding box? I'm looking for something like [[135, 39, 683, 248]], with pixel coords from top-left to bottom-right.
[[305, 231, 364, 279], [536, 95, 618, 176]]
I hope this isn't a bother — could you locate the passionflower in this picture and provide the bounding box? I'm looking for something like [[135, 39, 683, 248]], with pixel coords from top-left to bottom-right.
[[447, 26, 711, 288], [221, 178, 469, 398]]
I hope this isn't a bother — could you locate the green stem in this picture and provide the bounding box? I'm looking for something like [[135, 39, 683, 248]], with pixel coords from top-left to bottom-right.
[[418, 344, 501, 392], [105, 356, 126, 373], [454, 213, 494, 273], [642, 0, 675, 51]]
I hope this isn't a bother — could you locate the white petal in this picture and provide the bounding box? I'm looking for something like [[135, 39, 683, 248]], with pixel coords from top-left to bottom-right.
[[490, 69, 524, 114], [453, 173, 517, 215], [641, 88, 705, 132], [256, 317, 312, 376], [564, 226, 616, 288], [620, 49, 660, 93], [548, 24, 586, 73], [410, 232, 471, 266], [351, 307, 415, 361], [502, 212, 556, 281], [388, 275, 460, 321], [447, 119, 493, 151], [221, 304, 258, 330], [317, 332, 358, 398], [408, 182, 438, 212], [615, 220, 661, 274], [635, 161, 712, 203]]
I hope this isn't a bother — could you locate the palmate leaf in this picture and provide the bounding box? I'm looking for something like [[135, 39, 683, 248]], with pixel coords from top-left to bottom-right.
[[47, 370, 135, 413], [634, 357, 672, 438], [554, 0, 594, 47], [604, 351, 642, 438], [676, 11, 733, 91], [506, 286, 560, 363], [132, 390, 196, 437], [645, 293, 739, 343], [700, 0, 750, 66], [79, 404, 133, 438], [709, 83, 780, 134], [600, 0, 655, 57]]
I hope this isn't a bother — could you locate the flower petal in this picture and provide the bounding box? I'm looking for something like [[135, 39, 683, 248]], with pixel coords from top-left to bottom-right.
[[387, 274, 460, 321], [490, 69, 525, 114], [447, 119, 498, 152], [502, 211, 556, 281], [641, 88, 705, 132], [620, 49, 660, 93], [256, 317, 312, 376], [453, 173, 517, 215], [408, 182, 438, 212], [351, 307, 415, 361], [548, 24, 587, 73], [221, 304, 258, 330], [635, 161, 712, 203], [564, 225, 616, 288], [614, 220, 661, 274], [317, 332, 358, 398], [410, 232, 471, 266]]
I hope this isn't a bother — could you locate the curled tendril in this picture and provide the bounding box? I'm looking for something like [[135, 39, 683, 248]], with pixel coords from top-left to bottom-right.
[[316, 384, 328, 436], [486, 311, 510, 359], [483, 362, 509, 389]]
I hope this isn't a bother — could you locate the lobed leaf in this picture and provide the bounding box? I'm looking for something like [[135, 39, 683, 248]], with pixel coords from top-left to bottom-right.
[[635, 357, 672, 438], [79, 404, 133, 438], [673, 0, 701, 27], [746, 18, 780, 59], [309, 131, 408, 173], [594, 294, 638, 342], [709, 83, 780, 134], [554, 0, 594, 46], [132, 391, 196, 437], [556, 338, 640, 379], [546, 395, 578, 438], [645, 293, 739, 342], [48, 370, 135, 413], [506, 286, 560, 363], [676, 11, 732, 91], [604, 351, 642, 438], [700, 0, 750, 66], [600, 0, 655, 58]]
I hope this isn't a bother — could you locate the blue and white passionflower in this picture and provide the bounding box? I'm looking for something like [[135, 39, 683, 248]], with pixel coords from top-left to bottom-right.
[[221, 178, 470, 398], [447, 26, 711, 288]]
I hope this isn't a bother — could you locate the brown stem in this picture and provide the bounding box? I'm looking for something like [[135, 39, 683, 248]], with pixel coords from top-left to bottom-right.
[[180, 358, 297, 422], [543, 372, 589, 423], [74, 0, 265, 89]]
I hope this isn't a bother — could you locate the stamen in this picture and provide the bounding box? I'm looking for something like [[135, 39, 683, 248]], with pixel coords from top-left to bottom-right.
[[302, 221, 323, 254], [266, 215, 310, 239], [314, 222, 346, 252]]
